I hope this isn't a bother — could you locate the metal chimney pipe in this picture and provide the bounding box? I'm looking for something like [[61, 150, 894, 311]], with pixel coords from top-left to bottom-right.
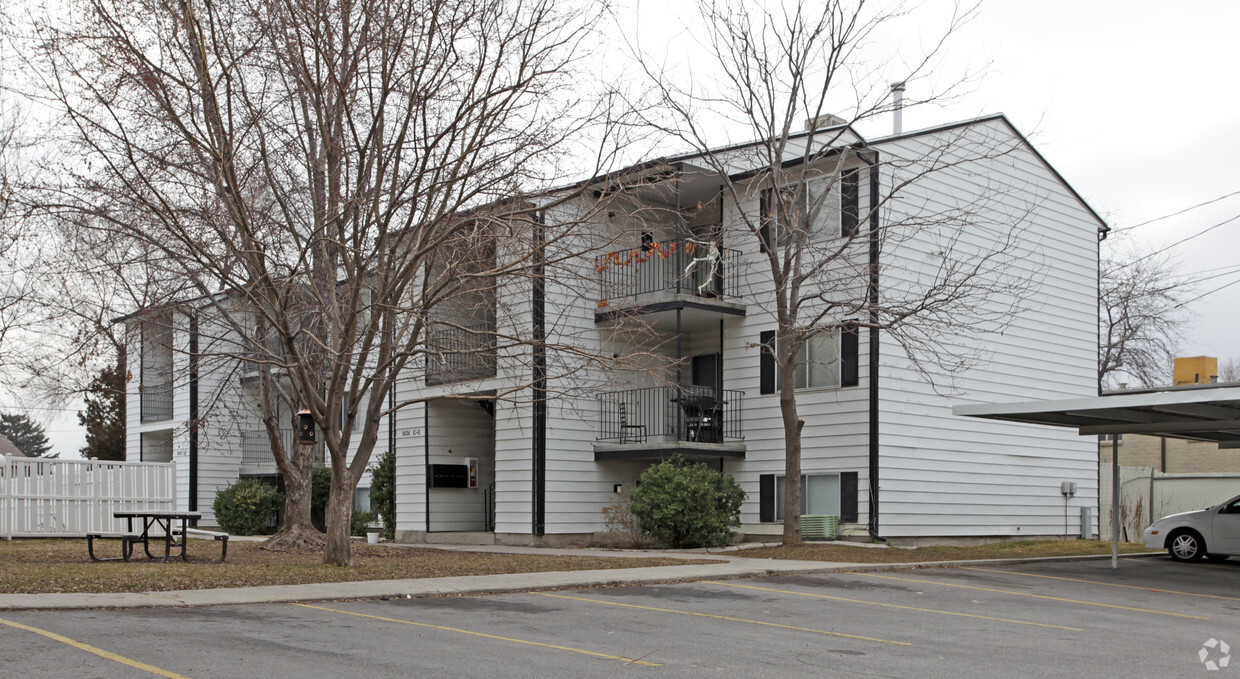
[[891, 81, 906, 134]]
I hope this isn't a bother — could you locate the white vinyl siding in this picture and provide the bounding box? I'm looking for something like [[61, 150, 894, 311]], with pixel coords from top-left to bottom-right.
[[870, 117, 1100, 537]]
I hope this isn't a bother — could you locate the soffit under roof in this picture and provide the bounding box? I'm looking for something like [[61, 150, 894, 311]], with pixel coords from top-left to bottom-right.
[[953, 384, 1240, 448]]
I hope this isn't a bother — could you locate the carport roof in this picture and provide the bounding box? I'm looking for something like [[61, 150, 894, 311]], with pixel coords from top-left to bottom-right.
[[953, 383, 1240, 447]]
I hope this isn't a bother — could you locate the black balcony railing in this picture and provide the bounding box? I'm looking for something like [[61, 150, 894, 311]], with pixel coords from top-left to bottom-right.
[[596, 239, 741, 303], [242, 429, 325, 466], [140, 383, 174, 422], [425, 323, 497, 386], [596, 385, 744, 443]]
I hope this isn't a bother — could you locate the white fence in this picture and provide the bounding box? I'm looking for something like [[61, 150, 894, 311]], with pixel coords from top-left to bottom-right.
[[0, 455, 175, 538], [1100, 464, 1240, 542]]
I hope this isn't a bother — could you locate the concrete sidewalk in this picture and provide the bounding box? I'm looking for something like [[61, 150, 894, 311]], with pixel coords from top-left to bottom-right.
[[0, 542, 1162, 611]]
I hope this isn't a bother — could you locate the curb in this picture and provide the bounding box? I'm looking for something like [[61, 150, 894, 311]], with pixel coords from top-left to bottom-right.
[[0, 551, 1166, 612]]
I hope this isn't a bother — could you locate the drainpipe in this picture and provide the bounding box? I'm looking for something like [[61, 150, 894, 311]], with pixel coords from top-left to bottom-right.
[[532, 210, 547, 537], [188, 314, 198, 520], [856, 148, 885, 543]]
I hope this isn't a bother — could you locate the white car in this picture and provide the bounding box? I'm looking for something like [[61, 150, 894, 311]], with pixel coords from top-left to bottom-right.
[[1144, 493, 1240, 562]]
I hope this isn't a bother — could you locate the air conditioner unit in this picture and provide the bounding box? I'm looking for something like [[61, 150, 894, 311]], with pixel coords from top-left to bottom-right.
[[802, 514, 840, 540]]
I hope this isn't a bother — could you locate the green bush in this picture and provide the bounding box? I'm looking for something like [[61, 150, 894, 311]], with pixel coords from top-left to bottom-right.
[[368, 449, 396, 539], [212, 478, 284, 536], [311, 466, 331, 531], [352, 510, 376, 537], [627, 456, 746, 549]]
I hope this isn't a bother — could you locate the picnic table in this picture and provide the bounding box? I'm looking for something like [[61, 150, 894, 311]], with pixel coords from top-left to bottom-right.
[[86, 511, 228, 563]]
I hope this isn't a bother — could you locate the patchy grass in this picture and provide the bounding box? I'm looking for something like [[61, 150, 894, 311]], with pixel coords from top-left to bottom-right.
[[742, 539, 1154, 564], [0, 539, 705, 594]]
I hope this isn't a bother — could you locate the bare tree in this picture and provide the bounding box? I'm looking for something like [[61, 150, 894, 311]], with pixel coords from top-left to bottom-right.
[[28, 0, 627, 565], [1098, 248, 1191, 388], [634, 0, 1038, 544], [1220, 358, 1240, 384], [0, 85, 39, 381]]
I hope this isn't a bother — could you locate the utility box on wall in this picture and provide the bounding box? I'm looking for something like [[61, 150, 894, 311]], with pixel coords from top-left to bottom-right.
[[466, 457, 479, 489]]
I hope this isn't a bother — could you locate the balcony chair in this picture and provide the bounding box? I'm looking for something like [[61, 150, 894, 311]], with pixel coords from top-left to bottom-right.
[[617, 401, 647, 443]]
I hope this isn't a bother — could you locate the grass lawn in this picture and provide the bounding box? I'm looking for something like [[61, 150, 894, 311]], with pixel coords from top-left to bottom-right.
[[0, 539, 704, 594], [742, 539, 1155, 564]]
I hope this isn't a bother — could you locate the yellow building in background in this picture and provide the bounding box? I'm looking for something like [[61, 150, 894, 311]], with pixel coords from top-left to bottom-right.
[[1102, 356, 1237, 472], [1173, 356, 1218, 386]]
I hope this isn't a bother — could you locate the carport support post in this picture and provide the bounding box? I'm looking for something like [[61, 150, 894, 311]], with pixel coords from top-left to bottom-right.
[[1111, 437, 1119, 570]]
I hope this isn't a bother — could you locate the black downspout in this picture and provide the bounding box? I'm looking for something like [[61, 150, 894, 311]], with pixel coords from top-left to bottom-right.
[[388, 375, 395, 520], [187, 315, 197, 517], [188, 315, 199, 521], [866, 155, 884, 542], [532, 211, 547, 537], [423, 406, 429, 533]]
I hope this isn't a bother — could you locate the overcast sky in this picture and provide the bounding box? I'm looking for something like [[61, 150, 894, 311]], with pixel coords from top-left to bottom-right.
[[940, 0, 1240, 364], [33, 0, 1240, 456]]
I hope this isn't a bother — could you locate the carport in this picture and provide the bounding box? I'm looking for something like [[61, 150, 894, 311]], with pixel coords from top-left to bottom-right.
[[954, 383, 1240, 568]]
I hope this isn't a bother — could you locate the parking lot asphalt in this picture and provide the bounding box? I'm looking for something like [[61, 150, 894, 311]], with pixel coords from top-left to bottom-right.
[[2, 556, 1237, 678]]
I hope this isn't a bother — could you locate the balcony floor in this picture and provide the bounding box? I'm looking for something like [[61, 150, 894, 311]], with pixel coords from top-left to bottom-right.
[[595, 294, 746, 327], [593, 440, 745, 462]]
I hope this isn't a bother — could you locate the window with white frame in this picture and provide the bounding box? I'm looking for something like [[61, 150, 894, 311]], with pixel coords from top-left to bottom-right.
[[773, 473, 842, 521], [759, 324, 858, 394], [792, 331, 841, 389], [759, 184, 808, 251], [760, 471, 858, 523]]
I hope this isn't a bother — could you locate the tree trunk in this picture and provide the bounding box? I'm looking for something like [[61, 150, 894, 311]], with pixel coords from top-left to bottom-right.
[[263, 442, 324, 550], [323, 463, 355, 566], [779, 356, 804, 546]]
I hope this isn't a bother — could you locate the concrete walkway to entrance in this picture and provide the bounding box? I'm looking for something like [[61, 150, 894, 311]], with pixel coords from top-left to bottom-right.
[[0, 541, 1158, 611]]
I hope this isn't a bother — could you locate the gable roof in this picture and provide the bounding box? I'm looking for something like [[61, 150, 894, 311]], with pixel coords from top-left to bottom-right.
[[868, 113, 1110, 235], [0, 433, 25, 457]]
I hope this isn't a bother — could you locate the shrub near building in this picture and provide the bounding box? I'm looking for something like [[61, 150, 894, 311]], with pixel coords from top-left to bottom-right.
[[212, 479, 284, 535], [628, 456, 745, 549]]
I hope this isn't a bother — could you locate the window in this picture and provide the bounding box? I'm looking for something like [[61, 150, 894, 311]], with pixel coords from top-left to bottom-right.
[[840, 168, 860, 237], [774, 474, 840, 520], [762, 170, 860, 248], [793, 332, 840, 389], [1099, 433, 1123, 442], [760, 471, 858, 523], [759, 185, 807, 252], [758, 324, 859, 394]]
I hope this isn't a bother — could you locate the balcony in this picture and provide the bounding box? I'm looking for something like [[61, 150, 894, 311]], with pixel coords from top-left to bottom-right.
[[594, 238, 745, 324], [594, 385, 745, 461], [140, 383, 173, 423], [425, 323, 497, 386], [241, 429, 325, 468]]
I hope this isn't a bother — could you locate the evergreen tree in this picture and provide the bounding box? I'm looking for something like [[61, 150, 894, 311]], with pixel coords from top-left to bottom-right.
[[0, 413, 53, 458], [78, 362, 126, 461]]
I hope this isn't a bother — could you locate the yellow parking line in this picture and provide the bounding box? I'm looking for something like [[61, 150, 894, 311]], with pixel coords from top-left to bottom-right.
[[854, 573, 1210, 620], [0, 616, 190, 679], [963, 567, 1240, 602], [535, 592, 910, 646], [293, 603, 660, 667], [700, 580, 1085, 631]]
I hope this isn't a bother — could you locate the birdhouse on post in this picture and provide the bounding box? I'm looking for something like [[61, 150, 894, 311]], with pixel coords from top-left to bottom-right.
[[296, 409, 316, 444]]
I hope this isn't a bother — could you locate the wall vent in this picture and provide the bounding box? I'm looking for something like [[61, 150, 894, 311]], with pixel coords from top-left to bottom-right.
[[802, 514, 840, 540]]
